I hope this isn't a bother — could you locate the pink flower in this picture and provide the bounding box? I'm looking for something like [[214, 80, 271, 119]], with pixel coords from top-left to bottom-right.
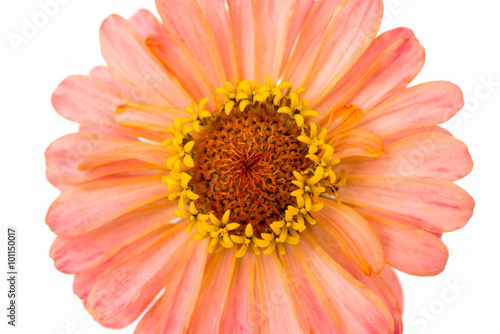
[[46, 1, 474, 333]]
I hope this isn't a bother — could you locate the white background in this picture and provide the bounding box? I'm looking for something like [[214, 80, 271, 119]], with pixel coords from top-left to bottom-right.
[[1, 0, 499, 333]]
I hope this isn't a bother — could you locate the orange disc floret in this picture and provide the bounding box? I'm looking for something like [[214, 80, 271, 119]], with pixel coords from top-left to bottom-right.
[[190, 105, 312, 238]]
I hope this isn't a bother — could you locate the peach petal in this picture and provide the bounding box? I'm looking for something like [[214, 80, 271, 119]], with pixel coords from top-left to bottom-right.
[[197, 0, 238, 80], [45, 133, 158, 183], [338, 176, 475, 232], [100, 14, 192, 108], [220, 254, 258, 334], [256, 252, 305, 333], [73, 228, 170, 305], [315, 27, 415, 114], [302, 0, 383, 104], [46, 177, 170, 236], [52, 75, 124, 128], [46, 170, 74, 191], [342, 132, 473, 181], [329, 129, 384, 159], [78, 144, 169, 170], [358, 210, 449, 276], [321, 104, 363, 135], [354, 207, 442, 240], [316, 198, 385, 275], [128, 8, 164, 40], [98, 242, 184, 329], [89, 66, 151, 105], [295, 234, 394, 334], [114, 103, 188, 134], [361, 268, 403, 334], [155, 239, 209, 333], [281, 246, 345, 333], [282, 0, 343, 87], [252, 0, 295, 82], [336, 37, 425, 111], [381, 266, 404, 313], [146, 34, 213, 103], [53, 74, 167, 141], [55, 169, 162, 191], [87, 223, 189, 321], [279, 0, 315, 74], [287, 274, 309, 330], [382, 126, 452, 146], [134, 299, 160, 334], [228, 0, 256, 80], [156, 0, 225, 94], [253, 261, 262, 334], [78, 123, 136, 140], [188, 249, 237, 333], [50, 203, 176, 274], [356, 81, 464, 136], [307, 226, 402, 333]]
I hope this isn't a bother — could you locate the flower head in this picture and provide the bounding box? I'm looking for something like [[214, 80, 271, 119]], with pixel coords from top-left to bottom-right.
[[46, 1, 474, 333]]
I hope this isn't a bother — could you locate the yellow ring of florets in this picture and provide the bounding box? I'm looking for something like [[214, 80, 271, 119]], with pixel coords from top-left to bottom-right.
[[162, 77, 346, 257]]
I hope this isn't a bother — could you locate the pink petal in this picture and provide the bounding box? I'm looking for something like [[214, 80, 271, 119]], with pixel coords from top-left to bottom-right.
[[256, 253, 305, 333], [134, 299, 160, 334], [342, 132, 473, 181], [282, 0, 343, 87], [358, 210, 449, 276], [308, 225, 403, 333], [287, 273, 309, 330], [329, 129, 384, 159], [89, 66, 151, 105], [46, 170, 74, 191], [128, 9, 164, 40], [197, 0, 238, 80], [53, 74, 168, 141], [301, 0, 383, 104], [228, 0, 255, 80], [78, 143, 169, 171], [314, 27, 415, 114], [45, 133, 158, 183], [382, 126, 452, 146], [78, 123, 136, 141], [220, 254, 258, 333], [146, 33, 213, 104], [155, 239, 209, 333], [98, 240, 183, 329], [279, 0, 315, 74], [335, 37, 425, 111], [100, 14, 191, 108], [294, 234, 394, 333], [72, 230, 168, 306], [188, 249, 236, 333], [356, 81, 464, 136], [87, 224, 189, 321], [338, 176, 475, 232], [50, 203, 176, 274], [114, 103, 188, 135], [281, 246, 345, 333], [252, 0, 295, 82], [381, 267, 404, 313], [52, 75, 124, 128], [380, 211, 443, 240], [156, 0, 225, 93], [361, 268, 403, 334], [315, 198, 385, 275], [46, 177, 169, 236]]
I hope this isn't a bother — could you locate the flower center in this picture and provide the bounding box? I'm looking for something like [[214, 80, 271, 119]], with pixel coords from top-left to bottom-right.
[[162, 78, 342, 257], [190, 105, 312, 238]]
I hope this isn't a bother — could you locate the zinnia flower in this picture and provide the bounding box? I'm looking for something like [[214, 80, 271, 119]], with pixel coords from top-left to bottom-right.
[[46, 0, 475, 333]]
